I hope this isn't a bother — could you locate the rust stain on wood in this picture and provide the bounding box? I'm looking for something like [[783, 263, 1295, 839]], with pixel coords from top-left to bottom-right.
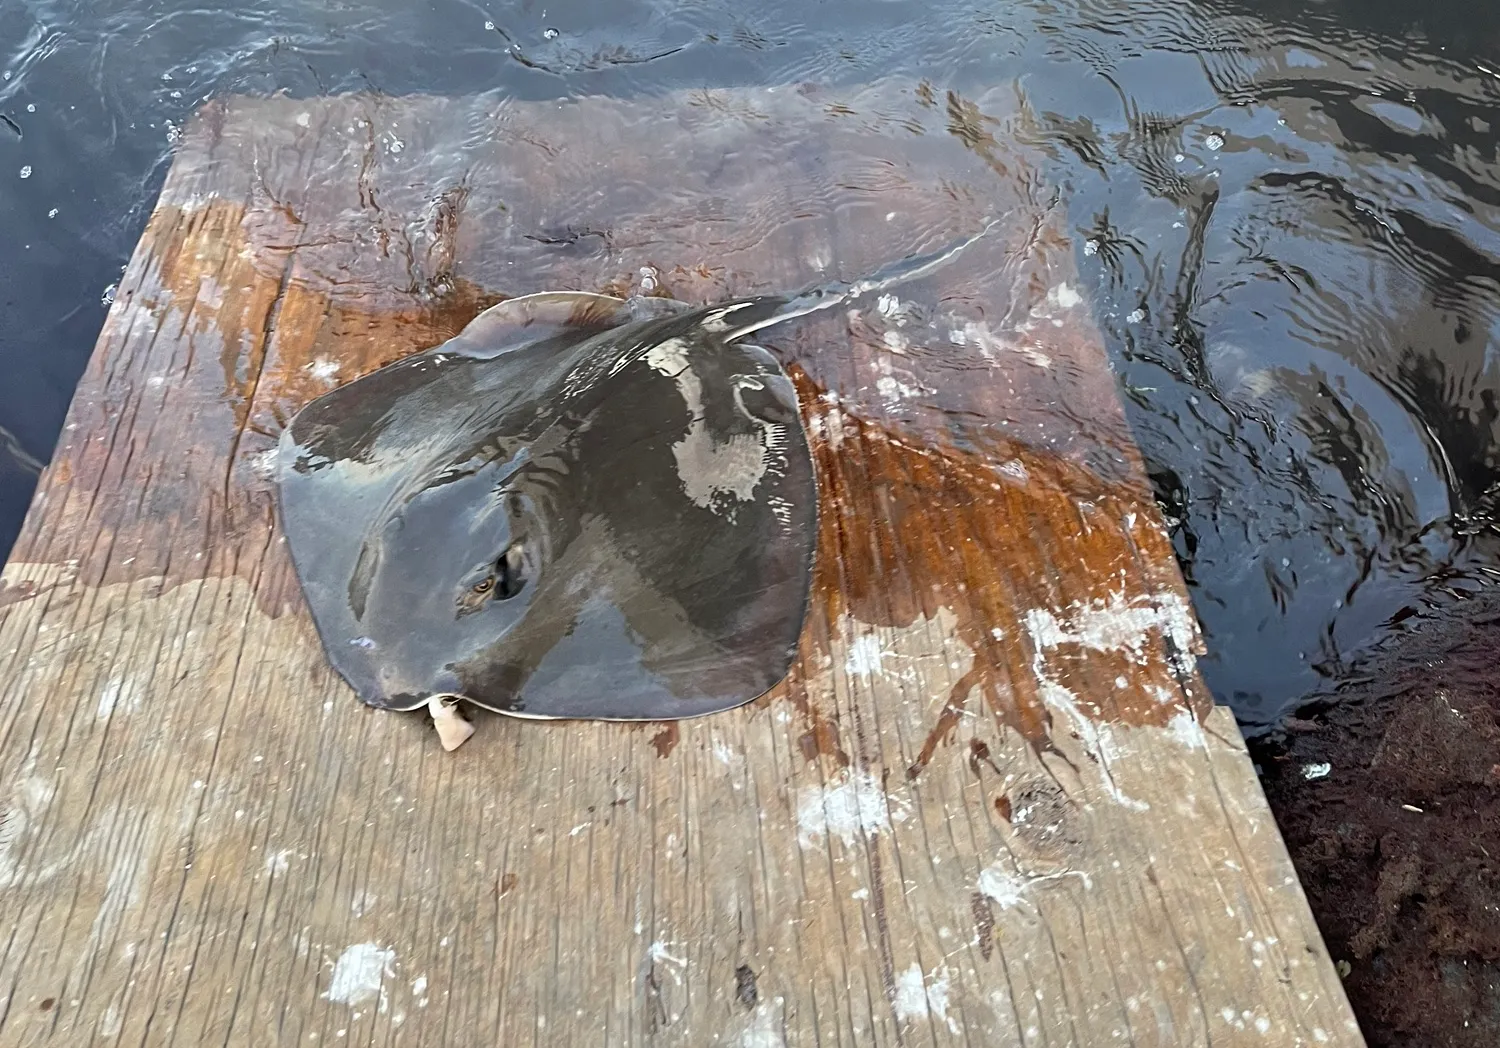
[[779, 367, 1211, 781], [650, 723, 680, 759]]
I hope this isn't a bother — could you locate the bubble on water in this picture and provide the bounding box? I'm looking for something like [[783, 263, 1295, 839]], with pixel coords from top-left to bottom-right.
[[543, 27, 560, 39], [1126, 308, 1145, 324], [18, 165, 30, 179], [1083, 240, 1099, 256], [25, 103, 34, 113], [161, 71, 173, 82], [165, 121, 181, 143], [484, 20, 495, 30], [1205, 133, 1224, 151], [101, 283, 118, 306], [47, 208, 57, 218], [2, 71, 10, 81], [170, 90, 182, 99], [1173, 153, 1185, 163]]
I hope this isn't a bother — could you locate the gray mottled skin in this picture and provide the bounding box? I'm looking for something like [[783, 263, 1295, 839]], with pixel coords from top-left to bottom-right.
[[276, 226, 990, 720]]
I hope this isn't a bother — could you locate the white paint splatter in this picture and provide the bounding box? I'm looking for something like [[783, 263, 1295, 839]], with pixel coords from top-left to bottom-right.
[[995, 459, 1029, 484], [712, 737, 737, 766], [844, 634, 887, 678], [649, 941, 686, 967], [950, 319, 1052, 369], [1025, 589, 1199, 672], [1047, 283, 1083, 309], [95, 676, 142, 721], [893, 964, 928, 1020], [823, 409, 846, 450], [926, 968, 954, 1030], [977, 865, 1026, 909], [1167, 710, 1206, 750], [250, 448, 280, 481], [892, 965, 956, 1030], [305, 358, 340, 382], [1037, 677, 1149, 810], [796, 769, 908, 848], [0, 765, 58, 889], [324, 943, 395, 1006], [739, 1002, 786, 1048], [98, 1002, 122, 1038], [648, 941, 688, 988], [980, 860, 1095, 914]]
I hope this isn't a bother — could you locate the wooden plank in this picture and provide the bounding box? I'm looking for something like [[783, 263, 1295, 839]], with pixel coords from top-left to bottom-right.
[[0, 83, 1362, 1046]]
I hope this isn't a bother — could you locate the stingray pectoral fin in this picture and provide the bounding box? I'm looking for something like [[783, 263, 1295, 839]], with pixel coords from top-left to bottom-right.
[[281, 349, 480, 473], [447, 291, 630, 359]]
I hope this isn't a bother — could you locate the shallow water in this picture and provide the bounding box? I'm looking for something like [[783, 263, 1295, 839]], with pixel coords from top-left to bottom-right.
[[2, 0, 1497, 730]]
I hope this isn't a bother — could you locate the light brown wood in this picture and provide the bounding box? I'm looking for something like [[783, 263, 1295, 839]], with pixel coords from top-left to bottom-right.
[[0, 83, 1362, 1046]]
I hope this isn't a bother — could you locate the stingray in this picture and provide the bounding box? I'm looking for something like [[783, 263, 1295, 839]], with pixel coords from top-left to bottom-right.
[[276, 223, 992, 749]]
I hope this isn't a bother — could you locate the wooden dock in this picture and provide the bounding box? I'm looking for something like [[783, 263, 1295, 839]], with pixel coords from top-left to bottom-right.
[[0, 83, 1362, 1045]]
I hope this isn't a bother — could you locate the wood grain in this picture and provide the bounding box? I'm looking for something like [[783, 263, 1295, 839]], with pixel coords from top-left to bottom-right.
[[0, 83, 1363, 1046]]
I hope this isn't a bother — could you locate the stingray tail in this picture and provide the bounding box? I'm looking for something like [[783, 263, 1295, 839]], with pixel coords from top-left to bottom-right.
[[722, 217, 1000, 342]]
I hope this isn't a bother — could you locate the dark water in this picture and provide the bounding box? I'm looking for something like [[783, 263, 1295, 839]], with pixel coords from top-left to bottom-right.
[[2, 0, 1498, 731]]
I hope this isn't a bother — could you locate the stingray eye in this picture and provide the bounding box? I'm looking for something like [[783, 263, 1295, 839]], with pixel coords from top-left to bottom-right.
[[494, 543, 526, 600], [471, 577, 494, 595]]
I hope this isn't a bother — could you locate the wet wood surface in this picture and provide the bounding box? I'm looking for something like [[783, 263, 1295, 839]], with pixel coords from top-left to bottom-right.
[[0, 84, 1363, 1045]]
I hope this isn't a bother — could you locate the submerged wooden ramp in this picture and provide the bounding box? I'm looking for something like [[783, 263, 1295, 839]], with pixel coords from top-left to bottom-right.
[[0, 84, 1362, 1045]]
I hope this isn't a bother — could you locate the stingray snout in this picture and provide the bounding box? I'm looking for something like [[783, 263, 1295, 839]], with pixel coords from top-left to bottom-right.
[[376, 663, 463, 705]]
